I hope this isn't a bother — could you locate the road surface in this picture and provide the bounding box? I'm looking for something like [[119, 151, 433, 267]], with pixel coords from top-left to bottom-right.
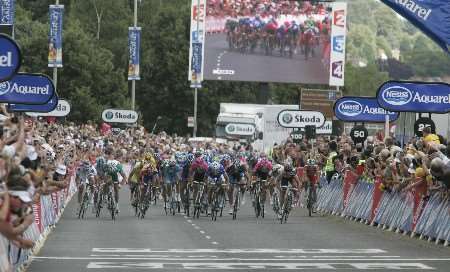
[[28, 188, 450, 271], [204, 33, 329, 84]]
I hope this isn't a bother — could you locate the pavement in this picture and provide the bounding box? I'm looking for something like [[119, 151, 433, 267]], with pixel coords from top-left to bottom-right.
[[28, 187, 450, 272], [203, 33, 329, 84]]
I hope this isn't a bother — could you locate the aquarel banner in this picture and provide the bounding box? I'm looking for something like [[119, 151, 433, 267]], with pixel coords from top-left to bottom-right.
[[334, 96, 399, 123], [0, 73, 55, 104], [188, 0, 206, 87], [380, 0, 450, 53], [48, 5, 64, 68], [0, 34, 21, 82], [128, 27, 141, 81], [0, 0, 14, 25], [377, 81, 450, 113]]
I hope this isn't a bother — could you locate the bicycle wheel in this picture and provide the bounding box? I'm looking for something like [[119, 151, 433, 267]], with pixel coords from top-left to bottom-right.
[[95, 191, 103, 218], [109, 194, 116, 221], [232, 186, 239, 220]]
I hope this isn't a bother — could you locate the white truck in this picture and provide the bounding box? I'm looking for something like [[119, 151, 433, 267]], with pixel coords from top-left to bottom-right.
[[215, 103, 300, 152]]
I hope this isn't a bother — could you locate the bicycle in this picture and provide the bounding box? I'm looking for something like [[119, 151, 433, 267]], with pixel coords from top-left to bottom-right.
[[253, 179, 267, 218], [271, 186, 281, 216], [78, 184, 92, 219], [231, 183, 241, 220], [210, 183, 227, 221], [192, 180, 207, 219], [280, 186, 298, 224], [305, 180, 317, 217], [169, 183, 179, 216], [182, 182, 192, 217], [138, 182, 152, 219], [105, 181, 117, 220]]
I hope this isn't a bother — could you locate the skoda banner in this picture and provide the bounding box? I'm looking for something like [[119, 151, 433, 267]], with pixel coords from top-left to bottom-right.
[[9, 94, 58, 113], [48, 5, 63, 68], [225, 123, 255, 136], [380, 0, 450, 53], [334, 97, 399, 123], [0, 0, 14, 25], [102, 109, 138, 123], [277, 110, 325, 128], [128, 27, 141, 80], [26, 99, 70, 117], [377, 81, 450, 113], [188, 0, 206, 88], [0, 34, 20, 82], [0, 73, 54, 104]]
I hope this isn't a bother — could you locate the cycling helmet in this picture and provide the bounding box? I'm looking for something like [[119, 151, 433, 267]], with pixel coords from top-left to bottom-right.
[[105, 160, 118, 173], [169, 159, 177, 167], [186, 153, 195, 163], [161, 159, 170, 168], [194, 149, 203, 158]]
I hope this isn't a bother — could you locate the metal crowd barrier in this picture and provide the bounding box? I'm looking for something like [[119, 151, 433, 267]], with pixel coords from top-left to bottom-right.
[[3, 172, 78, 272], [316, 172, 449, 246]]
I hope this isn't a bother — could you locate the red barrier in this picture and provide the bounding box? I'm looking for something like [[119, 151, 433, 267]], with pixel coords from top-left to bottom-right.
[[343, 170, 358, 209]]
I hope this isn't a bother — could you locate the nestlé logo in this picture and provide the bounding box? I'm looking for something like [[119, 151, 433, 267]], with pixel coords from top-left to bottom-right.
[[381, 86, 413, 106], [338, 100, 362, 117]]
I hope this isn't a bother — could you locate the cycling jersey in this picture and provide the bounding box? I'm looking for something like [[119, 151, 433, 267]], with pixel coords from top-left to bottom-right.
[[253, 159, 272, 180], [129, 161, 143, 183], [141, 163, 156, 184], [161, 165, 179, 184], [76, 165, 97, 184], [106, 160, 124, 183], [191, 158, 208, 181], [226, 164, 246, 184]]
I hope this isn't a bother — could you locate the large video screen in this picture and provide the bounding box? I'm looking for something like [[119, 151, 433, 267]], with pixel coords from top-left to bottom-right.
[[203, 0, 346, 85]]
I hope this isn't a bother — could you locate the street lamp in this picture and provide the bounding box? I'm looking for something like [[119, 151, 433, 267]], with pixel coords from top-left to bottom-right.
[[151, 116, 162, 134]]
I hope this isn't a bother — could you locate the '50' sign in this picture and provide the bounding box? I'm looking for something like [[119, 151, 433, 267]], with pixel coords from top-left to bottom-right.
[[333, 10, 346, 27]]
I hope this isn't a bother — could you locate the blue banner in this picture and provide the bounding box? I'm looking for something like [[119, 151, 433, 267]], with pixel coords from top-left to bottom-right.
[[0, 73, 54, 104], [380, 0, 450, 53], [377, 81, 450, 113], [0, 34, 20, 82], [128, 27, 141, 80], [48, 5, 63, 68], [0, 0, 14, 25], [334, 96, 399, 122], [8, 94, 58, 113]]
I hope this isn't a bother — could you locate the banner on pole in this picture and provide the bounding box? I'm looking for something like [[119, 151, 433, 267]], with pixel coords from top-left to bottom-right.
[[48, 5, 63, 68], [0, 0, 14, 25], [188, 0, 206, 87], [329, 2, 347, 86], [128, 27, 141, 80]]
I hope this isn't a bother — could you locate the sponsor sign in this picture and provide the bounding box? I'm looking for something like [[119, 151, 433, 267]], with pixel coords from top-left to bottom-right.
[[350, 125, 368, 144], [277, 110, 325, 128], [329, 2, 347, 86], [377, 81, 450, 113], [0, 0, 14, 25], [316, 120, 333, 135], [301, 89, 341, 118], [334, 97, 399, 123], [0, 73, 54, 104], [128, 27, 141, 80], [225, 123, 255, 136], [188, 0, 206, 86], [26, 99, 70, 117], [9, 94, 58, 113], [380, 0, 450, 53], [0, 34, 20, 82], [102, 109, 138, 123], [413, 117, 435, 137], [48, 5, 63, 68]]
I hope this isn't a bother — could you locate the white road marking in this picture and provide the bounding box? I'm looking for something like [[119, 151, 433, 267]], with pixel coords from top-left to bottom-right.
[[186, 220, 192, 223], [194, 226, 200, 230], [211, 242, 219, 245], [86, 262, 435, 270], [205, 236, 211, 239], [199, 230, 205, 234], [34, 256, 450, 261], [91, 248, 388, 254]]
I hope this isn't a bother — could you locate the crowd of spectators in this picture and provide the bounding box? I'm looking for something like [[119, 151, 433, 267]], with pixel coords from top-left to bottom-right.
[[271, 126, 450, 197]]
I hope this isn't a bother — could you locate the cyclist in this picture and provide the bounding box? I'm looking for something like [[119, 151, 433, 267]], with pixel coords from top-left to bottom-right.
[[76, 159, 97, 211], [161, 158, 180, 210], [325, 141, 339, 183], [207, 161, 229, 214], [128, 154, 145, 205], [190, 150, 209, 212], [304, 159, 319, 212], [105, 149, 128, 213], [278, 163, 299, 216], [251, 153, 273, 208], [226, 158, 250, 214]]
